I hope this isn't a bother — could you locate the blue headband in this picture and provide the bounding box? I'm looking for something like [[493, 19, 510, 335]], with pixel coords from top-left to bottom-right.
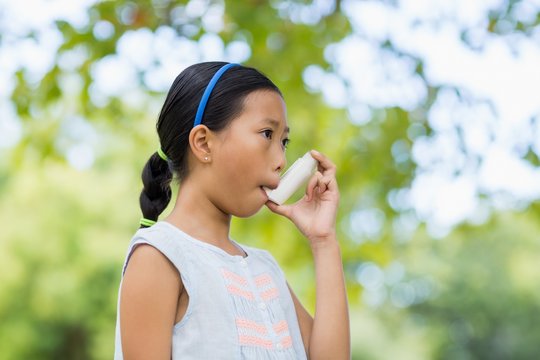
[[193, 63, 240, 127]]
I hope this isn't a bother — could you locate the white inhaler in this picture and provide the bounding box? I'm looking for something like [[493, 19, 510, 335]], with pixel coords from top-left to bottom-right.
[[264, 152, 318, 205]]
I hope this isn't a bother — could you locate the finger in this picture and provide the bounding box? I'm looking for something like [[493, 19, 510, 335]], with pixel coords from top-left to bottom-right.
[[312, 175, 329, 197], [318, 176, 329, 193], [265, 200, 292, 218], [311, 174, 338, 201], [320, 174, 338, 193], [310, 150, 337, 176], [305, 171, 323, 201]]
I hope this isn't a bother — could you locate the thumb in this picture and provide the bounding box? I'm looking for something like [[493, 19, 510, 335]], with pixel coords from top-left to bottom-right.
[[265, 200, 292, 218]]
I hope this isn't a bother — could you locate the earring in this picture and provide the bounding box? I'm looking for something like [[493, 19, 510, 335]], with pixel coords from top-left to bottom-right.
[[204, 156, 209, 161]]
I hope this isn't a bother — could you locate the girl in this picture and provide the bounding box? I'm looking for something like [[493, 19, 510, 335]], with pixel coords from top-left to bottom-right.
[[114, 62, 350, 359]]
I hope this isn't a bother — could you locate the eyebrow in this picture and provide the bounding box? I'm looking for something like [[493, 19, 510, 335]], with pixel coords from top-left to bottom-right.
[[263, 118, 290, 134]]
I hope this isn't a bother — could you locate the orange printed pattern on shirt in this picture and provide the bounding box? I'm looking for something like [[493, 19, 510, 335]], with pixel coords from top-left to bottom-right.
[[281, 336, 293, 348], [222, 268, 249, 286], [238, 335, 274, 349], [273, 320, 289, 334], [236, 317, 268, 334], [221, 267, 292, 351], [254, 273, 273, 287], [260, 287, 279, 301], [226, 284, 255, 300], [236, 317, 293, 350]]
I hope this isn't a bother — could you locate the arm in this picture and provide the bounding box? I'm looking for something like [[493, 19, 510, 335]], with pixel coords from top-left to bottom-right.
[[268, 150, 351, 359], [308, 239, 350, 359], [119, 244, 182, 360], [288, 240, 350, 359]]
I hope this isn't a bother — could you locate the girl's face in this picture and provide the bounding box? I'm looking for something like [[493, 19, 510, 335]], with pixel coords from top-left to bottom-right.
[[209, 89, 289, 217]]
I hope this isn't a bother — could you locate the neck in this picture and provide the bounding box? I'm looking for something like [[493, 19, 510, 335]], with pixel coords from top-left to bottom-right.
[[164, 178, 232, 248]]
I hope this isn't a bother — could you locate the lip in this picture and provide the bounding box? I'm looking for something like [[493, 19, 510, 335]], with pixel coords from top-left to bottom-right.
[[263, 181, 280, 191], [260, 186, 270, 199]]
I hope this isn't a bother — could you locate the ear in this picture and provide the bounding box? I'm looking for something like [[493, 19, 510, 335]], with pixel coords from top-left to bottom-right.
[[188, 125, 214, 163]]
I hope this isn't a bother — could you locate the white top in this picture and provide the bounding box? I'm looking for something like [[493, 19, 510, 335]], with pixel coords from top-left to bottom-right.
[[114, 221, 307, 359]]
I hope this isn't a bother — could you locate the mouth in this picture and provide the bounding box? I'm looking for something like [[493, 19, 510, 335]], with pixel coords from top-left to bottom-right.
[[260, 186, 271, 199], [262, 180, 279, 191]]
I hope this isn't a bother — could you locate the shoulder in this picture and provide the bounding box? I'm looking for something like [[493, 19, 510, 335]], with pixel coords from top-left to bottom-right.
[[123, 222, 190, 276], [131, 221, 177, 244], [123, 244, 183, 292], [119, 244, 183, 358], [122, 223, 187, 295]]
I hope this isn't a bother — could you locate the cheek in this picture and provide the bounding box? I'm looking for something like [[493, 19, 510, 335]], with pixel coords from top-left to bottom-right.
[[214, 151, 253, 193], [211, 155, 265, 217], [217, 137, 261, 181]]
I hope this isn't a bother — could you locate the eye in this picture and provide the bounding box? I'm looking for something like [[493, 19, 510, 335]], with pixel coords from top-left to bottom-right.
[[262, 129, 273, 139], [282, 138, 290, 149]]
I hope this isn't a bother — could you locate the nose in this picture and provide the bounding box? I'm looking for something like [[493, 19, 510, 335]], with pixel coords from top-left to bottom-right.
[[274, 148, 287, 173]]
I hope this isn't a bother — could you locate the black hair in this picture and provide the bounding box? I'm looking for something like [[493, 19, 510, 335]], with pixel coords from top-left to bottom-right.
[[139, 62, 282, 228]]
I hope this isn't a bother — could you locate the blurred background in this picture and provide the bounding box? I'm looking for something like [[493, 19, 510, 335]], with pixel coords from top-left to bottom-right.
[[1, 0, 540, 358]]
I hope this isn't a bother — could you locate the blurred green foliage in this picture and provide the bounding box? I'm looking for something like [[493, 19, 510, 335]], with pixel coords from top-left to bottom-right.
[[1, 0, 540, 359]]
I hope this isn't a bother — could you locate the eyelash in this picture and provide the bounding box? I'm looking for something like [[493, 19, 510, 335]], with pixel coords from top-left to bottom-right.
[[262, 130, 289, 148]]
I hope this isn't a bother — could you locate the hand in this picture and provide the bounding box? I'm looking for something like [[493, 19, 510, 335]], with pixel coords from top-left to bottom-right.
[[265, 150, 340, 247]]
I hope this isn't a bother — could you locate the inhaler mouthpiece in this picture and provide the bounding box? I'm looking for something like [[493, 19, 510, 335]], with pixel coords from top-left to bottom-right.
[[264, 152, 318, 205]]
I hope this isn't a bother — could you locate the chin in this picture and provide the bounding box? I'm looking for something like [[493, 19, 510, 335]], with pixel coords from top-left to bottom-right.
[[232, 204, 264, 218]]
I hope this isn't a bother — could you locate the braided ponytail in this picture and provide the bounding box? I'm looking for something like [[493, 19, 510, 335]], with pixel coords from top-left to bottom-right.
[[139, 152, 173, 228]]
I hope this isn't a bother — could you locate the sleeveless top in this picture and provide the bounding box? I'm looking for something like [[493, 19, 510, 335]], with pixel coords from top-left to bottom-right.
[[114, 221, 307, 359]]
